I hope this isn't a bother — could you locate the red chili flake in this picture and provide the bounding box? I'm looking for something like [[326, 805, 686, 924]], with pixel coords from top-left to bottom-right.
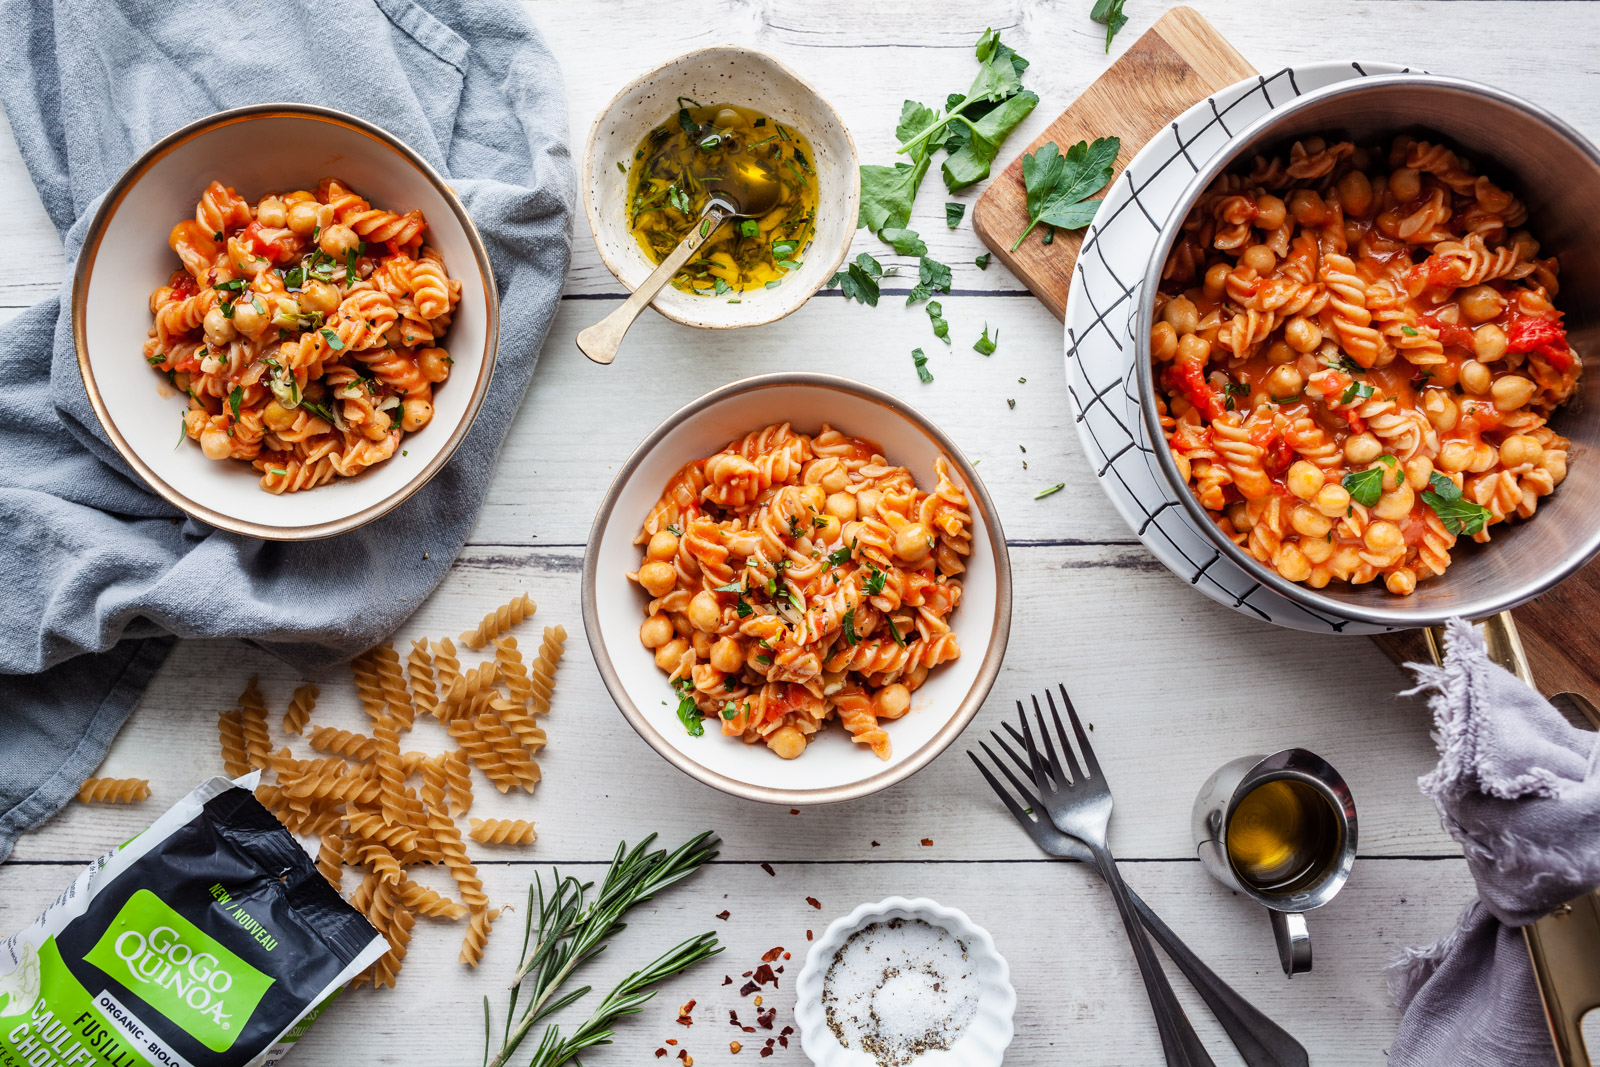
[[871, 841, 880, 847], [806, 930, 813, 941], [760, 862, 775, 877], [655, 1051, 667, 1059], [775, 965, 784, 974], [757, 1009, 777, 1030], [666, 1039, 678, 1046], [744, 1026, 756, 1034], [805, 897, 821, 910], [753, 964, 777, 986], [780, 1026, 794, 1037], [739, 981, 759, 997], [716, 910, 730, 921], [760, 947, 783, 963], [729, 1010, 741, 1026], [782, 952, 791, 960], [759, 1048, 773, 1059], [723, 975, 734, 986], [921, 838, 934, 846], [778, 1035, 789, 1049], [789, 808, 799, 815], [742, 970, 754, 978], [678, 1052, 693, 1066], [730, 1042, 743, 1055]]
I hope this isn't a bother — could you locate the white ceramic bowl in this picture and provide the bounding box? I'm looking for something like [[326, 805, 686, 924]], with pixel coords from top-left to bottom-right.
[[72, 104, 497, 540], [581, 46, 858, 330], [581, 374, 1012, 805], [795, 897, 1016, 1067]]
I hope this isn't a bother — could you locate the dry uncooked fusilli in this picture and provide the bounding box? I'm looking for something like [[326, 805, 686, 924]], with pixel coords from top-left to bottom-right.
[[77, 778, 151, 804], [1155, 135, 1577, 595], [144, 179, 462, 494], [630, 422, 970, 761], [460, 592, 535, 650], [468, 818, 538, 845], [458, 906, 499, 968]]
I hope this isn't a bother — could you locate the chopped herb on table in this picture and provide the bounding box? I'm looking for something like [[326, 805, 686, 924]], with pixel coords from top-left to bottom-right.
[[974, 323, 998, 356], [975, 252, 991, 270], [1011, 137, 1121, 251], [879, 227, 927, 256], [926, 301, 951, 344], [946, 202, 966, 227], [906, 255, 952, 305], [911, 347, 934, 383], [1090, 0, 1129, 52], [829, 252, 884, 306], [1036, 483, 1065, 499]]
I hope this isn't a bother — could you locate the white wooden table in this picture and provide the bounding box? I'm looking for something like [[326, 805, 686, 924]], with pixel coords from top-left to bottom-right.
[[4, 2, 1595, 1063]]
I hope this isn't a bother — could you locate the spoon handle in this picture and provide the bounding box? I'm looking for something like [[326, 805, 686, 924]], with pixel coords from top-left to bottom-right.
[[577, 205, 731, 365]]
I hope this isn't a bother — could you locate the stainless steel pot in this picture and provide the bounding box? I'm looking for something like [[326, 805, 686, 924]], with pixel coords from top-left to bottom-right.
[[1134, 72, 1600, 1065]]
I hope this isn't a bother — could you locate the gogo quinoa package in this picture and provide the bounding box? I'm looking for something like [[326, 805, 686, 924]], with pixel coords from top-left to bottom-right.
[[0, 775, 386, 1067]]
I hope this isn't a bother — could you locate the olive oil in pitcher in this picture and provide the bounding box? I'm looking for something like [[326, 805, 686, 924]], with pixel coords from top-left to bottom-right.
[[1226, 778, 1342, 893]]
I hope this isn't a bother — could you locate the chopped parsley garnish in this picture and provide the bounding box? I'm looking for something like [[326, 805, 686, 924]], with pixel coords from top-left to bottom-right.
[[927, 301, 951, 344], [842, 608, 860, 645], [946, 202, 966, 227], [880, 227, 927, 256], [711, 277, 732, 296], [1342, 455, 1398, 507], [228, 385, 243, 422], [827, 543, 853, 567], [830, 252, 884, 306], [1011, 136, 1120, 250], [712, 580, 745, 593], [1340, 380, 1375, 405], [975, 253, 991, 270], [886, 615, 906, 648], [739, 219, 760, 238], [667, 185, 692, 215], [1423, 471, 1492, 536], [1402, 325, 1419, 336], [911, 347, 934, 383], [757, 653, 773, 665], [1035, 482, 1065, 499], [720, 703, 741, 721], [1089, 0, 1128, 51], [735, 597, 753, 618], [906, 255, 952, 305], [214, 278, 245, 293], [672, 678, 704, 737], [320, 327, 346, 351], [974, 323, 998, 356], [865, 564, 887, 596]]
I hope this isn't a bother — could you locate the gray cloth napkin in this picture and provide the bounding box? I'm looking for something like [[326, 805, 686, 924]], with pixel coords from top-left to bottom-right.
[[1390, 617, 1600, 1066], [0, 0, 573, 861]]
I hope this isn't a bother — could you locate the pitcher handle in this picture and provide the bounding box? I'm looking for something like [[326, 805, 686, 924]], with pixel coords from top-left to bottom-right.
[[1270, 911, 1311, 976]]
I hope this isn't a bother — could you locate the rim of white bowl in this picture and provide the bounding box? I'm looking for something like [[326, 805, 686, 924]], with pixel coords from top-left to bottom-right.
[[581, 372, 1013, 805], [71, 102, 499, 541], [580, 45, 859, 330]]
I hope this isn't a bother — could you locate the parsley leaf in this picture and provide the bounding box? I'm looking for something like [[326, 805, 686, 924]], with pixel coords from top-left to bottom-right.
[[667, 184, 692, 215], [1010, 137, 1121, 251], [907, 255, 953, 304], [712, 277, 732, 297], [1341, 380, 1376, 405], [865, 565, 887, 596], [1342, 466, 1386, 507], [830, 252, 884, 306], [941, 90, 1040, 191], [827, 543, 853, 567], [975, 253, 991, 270], [927, 301, 951, 344], [911, 347, 934, 383], [712, 580, 745, 593], [946, 202, 966, 227], [842, 608, 860, 645], [1423, 471, 1492, 536], [735, 597, 753, 618], [1035, 482, 1065, 499], [974, 323, 998, 356], [320, 327, 346, 351], [886, 615, 906, 648], [672, 679, 705, 737], [879, 227, 927, 256], [228, 385, 243, 422], [1089, 0, 1129, 52]]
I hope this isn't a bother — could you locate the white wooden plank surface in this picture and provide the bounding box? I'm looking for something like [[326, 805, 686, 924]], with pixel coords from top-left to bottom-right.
[[5, 1, 1594, 1064]]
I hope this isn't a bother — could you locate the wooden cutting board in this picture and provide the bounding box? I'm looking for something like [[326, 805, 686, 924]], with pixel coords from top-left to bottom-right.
[[972, 5, 1600, 708]]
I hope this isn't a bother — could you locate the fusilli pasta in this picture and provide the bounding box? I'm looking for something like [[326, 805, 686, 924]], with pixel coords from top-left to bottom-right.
[[77, 778, 151, 804]]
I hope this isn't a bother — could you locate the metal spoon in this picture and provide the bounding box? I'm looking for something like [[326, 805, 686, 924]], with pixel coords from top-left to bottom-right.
[[578, 156, 784, 365]]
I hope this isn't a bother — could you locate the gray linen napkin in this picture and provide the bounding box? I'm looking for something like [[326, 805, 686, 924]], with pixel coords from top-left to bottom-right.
[[1390, 617, 1600, 1066], [0, 0, 573, 861]]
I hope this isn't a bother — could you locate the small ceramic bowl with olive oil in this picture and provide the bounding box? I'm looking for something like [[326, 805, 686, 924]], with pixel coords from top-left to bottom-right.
[[581, 46, 859, 330]]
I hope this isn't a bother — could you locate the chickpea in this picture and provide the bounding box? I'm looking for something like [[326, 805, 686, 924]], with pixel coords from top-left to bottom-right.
[[1472, 322, 1508, 363], [654, 637, 689, 672], [1459, 285, 1505, 325], [1265, 363, 1303, 398], [1275, 543, 1312, 582], [1330, 545, 1364, 575], [262, 399, 296, 431], [285, 200, 320, 235], [1437, 439, 1475, 473], [894, 522, 933, 562], [1376, 458, 1403, 492], [200, 427, 232, 461], [1422, 388, 1459, 431], [418, 347, 452, 383], [691, 630, 714, 660], [1255, 194, 1287, 230], [1288, 188, 1328, 226], [1301, 535, 1334, 564], [1150, 320, 1179, 361], [1467, 442, 1500, 473], [1364, 520, 1404, 555], [1307, 565, 1333, 589], [688, 590, 721, 632], [1499, 434, 1542, 468], [1203, 262, 1231, 300], [1541, 449, 1569, 486], [1388, 166, 1422, 202], [875, 683, 912, 721], [299, 279, 340, 316], [1313, 483, 1352, 517], [1373, 484, 1415, 521], [820, 465, 849, 493], [813, 514, 842, 542], [1265, 340, 1297, 365], [231, 298, 266, 339], [1225, 501, 1253, 532], [1239, 244, 1275, 275], [766, 725, 808, 760], [639, 614, 673, 648], [1491, 374, 1537, 411], [318, 223, 360, 257], [1386, 568, 1418, 595], [1404, 455, 1434, 491], [253, 196, 284, 228], [1162, 296, 1199, 336], [1428, 360, 1461, 389], [1283, 316, 1322, 354], [400, 399, 432, 432], [1291, 504, 1333, 538], [202, 306, 237, 346], [1343, 433, 1382, 465], [710, 637, 744, 674], [646, 529, 679, 561], [1459, 360, 1491, 395], [637, 560, 677, 597], [823, 491, 857, 523], [1177, 332, 1210, 364], [1337, 170, 1375, 217], [1287, 460, 1326, 500], [857, 488, 881, 517]]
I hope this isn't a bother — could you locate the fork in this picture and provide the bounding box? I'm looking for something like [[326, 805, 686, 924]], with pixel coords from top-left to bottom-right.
[[969, 700, 1309, 1067]]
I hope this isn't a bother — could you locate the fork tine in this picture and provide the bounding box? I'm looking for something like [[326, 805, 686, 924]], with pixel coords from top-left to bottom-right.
[[1045, 687, 1085, 782], [981, 736, 1047, 812], [993, 725, 1038, 784], [1031, 692, 1066, 782], [968, 750, 1035, 825], [1017, 704, 1051, 795], [1059, 683, 1101, 779]]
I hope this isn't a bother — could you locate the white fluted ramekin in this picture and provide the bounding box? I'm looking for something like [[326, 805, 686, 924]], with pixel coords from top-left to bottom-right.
[[794, 897, 1015, 1067]]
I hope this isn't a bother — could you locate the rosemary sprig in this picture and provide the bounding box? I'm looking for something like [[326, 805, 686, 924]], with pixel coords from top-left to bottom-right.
[[484, 832, 721, 1067]]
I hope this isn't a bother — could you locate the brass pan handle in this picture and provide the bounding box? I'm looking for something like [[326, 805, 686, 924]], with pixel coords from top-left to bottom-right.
[[1424, 611, 1599, 1067]]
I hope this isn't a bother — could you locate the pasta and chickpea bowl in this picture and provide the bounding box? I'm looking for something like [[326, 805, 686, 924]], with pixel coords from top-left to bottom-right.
[[1136, 74, 1600, 628], [582, 374, 1012, 805], [72, 104, 496, 540]]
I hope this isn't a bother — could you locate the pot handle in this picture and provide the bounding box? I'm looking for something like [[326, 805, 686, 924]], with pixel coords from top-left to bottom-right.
[[1424, 610, 1599, 1067]]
